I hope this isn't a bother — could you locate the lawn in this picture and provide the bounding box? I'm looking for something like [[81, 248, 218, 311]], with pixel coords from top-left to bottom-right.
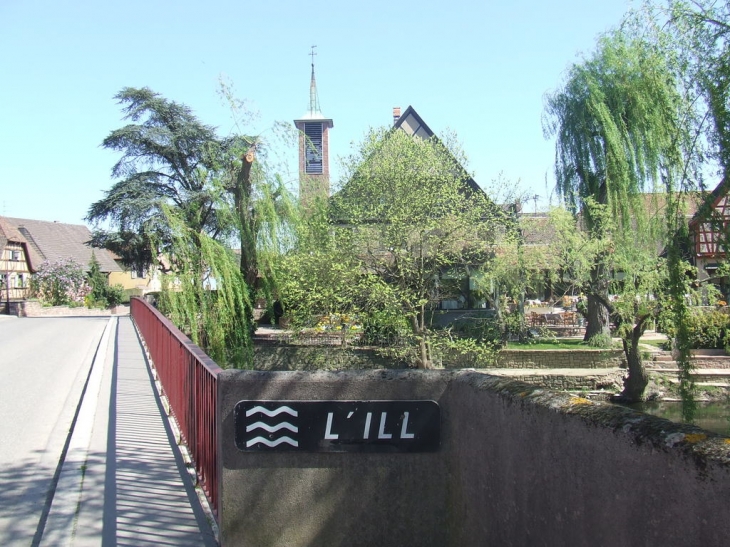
[[638, 338, 669, 349]]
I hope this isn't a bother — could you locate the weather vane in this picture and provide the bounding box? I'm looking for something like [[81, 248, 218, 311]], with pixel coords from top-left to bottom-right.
[[310, 45, 317, 67]]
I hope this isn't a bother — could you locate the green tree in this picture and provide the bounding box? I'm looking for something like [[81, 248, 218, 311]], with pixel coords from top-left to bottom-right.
[[544, 28, 692, 344], [87, 253, 125, 308], [86, 87, 237, 259], [88, 86, 295, 367], [154, 207, 251, 365], [277, 199, 373, 327], [484, 202, 558, 343], [323, 127, 506, 368], [662, 0, 730, 179], [632, 0, 730, 412]]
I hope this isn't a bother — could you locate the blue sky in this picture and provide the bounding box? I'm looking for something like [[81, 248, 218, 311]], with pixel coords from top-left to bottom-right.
[[1, 0, 632, 225]]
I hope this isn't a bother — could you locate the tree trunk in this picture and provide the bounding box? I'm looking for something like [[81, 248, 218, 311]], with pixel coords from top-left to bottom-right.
[[619, 325, 649, 402], [409, 311, 433, 369], [235, 149, 257, 329], [584, 293, 611, 341]]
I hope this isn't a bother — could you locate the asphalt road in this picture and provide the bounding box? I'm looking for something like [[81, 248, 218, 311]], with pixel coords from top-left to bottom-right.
[[0, 315, 109, 546]]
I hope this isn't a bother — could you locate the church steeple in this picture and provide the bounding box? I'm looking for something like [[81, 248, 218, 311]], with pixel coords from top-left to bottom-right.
[[308, 47, 322, 117], [294, 46, 333, 206]]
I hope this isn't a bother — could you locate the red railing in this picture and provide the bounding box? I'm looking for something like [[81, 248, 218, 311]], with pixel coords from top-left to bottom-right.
[[130, 297, 222, 519]]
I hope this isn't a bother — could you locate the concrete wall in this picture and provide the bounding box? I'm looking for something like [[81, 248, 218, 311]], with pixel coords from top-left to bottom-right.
[[218, 371, 454, 547], [218, 370, 730, 547]]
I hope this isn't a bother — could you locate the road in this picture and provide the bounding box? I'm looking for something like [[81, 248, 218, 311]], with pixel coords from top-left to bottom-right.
[[0, 315, 109, 546]]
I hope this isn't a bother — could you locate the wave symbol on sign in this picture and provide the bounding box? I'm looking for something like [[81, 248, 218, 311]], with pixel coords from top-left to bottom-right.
[[246, 405, 299, 448], [246, 405, 298, 418]]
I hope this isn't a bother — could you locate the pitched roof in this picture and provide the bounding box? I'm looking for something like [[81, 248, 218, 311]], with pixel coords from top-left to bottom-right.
[[2, 217, 121, 273], [394, 106, 483, 195], [688, 179, 727, 228], [0, 217, 39, 271], [519, 213, 556, 246]]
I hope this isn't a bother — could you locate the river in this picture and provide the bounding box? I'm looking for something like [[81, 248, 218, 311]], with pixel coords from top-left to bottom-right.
[[625, 401, 730, 436]]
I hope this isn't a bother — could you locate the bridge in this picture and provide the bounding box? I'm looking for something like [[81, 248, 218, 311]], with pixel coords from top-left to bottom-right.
[[2, 298, 729, 546]]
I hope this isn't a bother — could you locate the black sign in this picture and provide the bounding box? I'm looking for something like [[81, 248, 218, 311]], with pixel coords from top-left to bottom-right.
[[234, 400, 440, 453]]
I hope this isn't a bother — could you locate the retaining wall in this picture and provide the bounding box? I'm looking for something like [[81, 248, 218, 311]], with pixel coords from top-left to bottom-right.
[[253, 345, 626, 371], [490, 369, 625, 391], [253, 346, 397, 371], [495, 348, 625, 369], [16, 300, 128, 317], [218, 370, 730, 547]]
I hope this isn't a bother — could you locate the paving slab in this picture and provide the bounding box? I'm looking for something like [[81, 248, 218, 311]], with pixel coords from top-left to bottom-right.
[[42, 316, 216, 546]]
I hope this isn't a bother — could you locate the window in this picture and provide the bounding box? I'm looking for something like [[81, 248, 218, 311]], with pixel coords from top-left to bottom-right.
[[11, 250, 21, 261], [304, 122, 323, 174]]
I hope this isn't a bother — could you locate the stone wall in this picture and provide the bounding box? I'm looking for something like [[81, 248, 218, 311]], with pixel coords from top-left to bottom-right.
[[496, 348, 626, 369], [490, 369, 625, 391], [218, 370, 730, 547]]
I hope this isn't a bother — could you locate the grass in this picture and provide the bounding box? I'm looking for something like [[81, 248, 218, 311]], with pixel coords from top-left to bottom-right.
[[639, 338, 669, 349]]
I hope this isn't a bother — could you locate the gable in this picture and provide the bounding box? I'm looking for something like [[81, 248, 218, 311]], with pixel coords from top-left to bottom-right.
[[395, 107, 434, 140], [334, 106, 488, 219], [395, 106, 483, 196]]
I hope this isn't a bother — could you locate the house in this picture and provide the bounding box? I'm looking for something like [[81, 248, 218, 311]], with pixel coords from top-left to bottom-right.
[[687, 179, 730, 291], [2, 217, 120, 274], [0, 217, 122, 308], [0, 217, 35, 307], [106, 252, 160, 296], [312, 104, 508, 323]]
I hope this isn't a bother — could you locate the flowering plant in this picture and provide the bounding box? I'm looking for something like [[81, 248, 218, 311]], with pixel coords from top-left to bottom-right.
[[30, 259, 91, 306]]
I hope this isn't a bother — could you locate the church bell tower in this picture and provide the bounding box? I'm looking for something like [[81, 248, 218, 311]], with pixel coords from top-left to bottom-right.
[[294, 47, 333, 206]]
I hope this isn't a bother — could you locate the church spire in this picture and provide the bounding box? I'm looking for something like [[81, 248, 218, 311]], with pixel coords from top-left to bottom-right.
[[308, 45, 322, 117], [294, 46, 334, 206]]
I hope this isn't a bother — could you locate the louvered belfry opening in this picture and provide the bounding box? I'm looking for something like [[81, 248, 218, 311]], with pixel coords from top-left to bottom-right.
[[304, 122, 324, 174]]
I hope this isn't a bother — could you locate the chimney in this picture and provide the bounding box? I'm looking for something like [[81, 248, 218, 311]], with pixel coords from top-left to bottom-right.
[[393, 107, 401, 126]]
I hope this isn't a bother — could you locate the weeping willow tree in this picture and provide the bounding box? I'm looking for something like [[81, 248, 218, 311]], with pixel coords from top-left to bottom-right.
[[544, 26, 701, 401], [659, 0, 730, 418], [544, 29, 691, 342], [156, 146, 296, 368], [156, 205, 251, 365]]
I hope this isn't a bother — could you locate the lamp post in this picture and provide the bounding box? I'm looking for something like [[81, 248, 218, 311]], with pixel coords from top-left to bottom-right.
[[2, 272, 9, 315]]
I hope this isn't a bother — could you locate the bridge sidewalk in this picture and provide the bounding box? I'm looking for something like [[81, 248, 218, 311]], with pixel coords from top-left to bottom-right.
[[41, 316, 217, 546]]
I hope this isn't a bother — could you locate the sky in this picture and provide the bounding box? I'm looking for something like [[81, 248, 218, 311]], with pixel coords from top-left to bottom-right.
[[0, 0, 634, 225]]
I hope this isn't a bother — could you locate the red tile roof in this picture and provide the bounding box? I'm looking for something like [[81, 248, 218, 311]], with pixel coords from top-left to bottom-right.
[[2, 217, 121, 273]]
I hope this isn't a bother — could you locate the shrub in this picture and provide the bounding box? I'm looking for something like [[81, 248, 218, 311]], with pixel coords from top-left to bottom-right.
[[587, 332, 614, 349], [30, 259, 91, 306], [104, 284, 126, 307], [361, 311, 409, 346], [447, 316, 502, 347], [664, 307, 730, 350], [86, 254, 125, 308]]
